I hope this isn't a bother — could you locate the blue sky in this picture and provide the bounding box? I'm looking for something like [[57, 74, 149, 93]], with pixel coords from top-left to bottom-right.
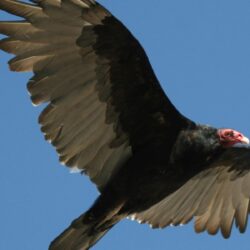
[[1, 0, 250, 249]]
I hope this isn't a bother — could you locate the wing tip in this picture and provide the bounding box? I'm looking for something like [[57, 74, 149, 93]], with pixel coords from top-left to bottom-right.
[[0, 0, 42, 18]]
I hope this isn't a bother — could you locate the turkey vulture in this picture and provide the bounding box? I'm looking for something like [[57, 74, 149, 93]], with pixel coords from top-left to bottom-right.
[[1, 1, 250, 250]]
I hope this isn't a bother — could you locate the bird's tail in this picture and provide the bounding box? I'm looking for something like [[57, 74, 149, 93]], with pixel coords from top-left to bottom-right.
[[49, 194, 126, 250], [49, 211, 121, 250]]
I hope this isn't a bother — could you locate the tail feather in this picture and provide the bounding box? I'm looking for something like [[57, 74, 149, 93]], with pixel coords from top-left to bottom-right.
[[49, 213, 120, 250]]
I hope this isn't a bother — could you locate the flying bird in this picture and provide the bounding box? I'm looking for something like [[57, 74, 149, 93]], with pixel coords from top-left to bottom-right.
[[1, 0, 250, 249]]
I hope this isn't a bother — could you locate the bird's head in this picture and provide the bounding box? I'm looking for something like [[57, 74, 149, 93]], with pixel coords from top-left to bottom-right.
[[218, 128, 249, 147]]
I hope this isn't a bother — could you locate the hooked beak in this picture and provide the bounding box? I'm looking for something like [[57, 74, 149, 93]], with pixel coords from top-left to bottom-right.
[[240, 136, 250, 145]]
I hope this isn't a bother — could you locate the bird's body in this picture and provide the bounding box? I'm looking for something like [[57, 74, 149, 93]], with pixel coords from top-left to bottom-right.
[[108, 125, 219, 214], [1, 1, 250, 249]]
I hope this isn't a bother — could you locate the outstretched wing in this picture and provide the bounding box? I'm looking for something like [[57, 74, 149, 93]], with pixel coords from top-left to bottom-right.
[[132, 147, 250, 238], [0, 0, 191, 190]]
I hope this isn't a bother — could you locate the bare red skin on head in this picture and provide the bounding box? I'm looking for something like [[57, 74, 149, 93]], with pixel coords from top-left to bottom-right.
[[218, 129, 249, 147]]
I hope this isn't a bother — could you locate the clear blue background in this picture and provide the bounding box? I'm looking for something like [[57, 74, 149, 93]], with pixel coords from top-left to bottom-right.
[[1, 0, 250, 249]]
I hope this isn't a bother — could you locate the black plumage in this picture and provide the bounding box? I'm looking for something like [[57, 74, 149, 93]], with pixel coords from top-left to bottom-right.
[[1, 1, 250, 249]]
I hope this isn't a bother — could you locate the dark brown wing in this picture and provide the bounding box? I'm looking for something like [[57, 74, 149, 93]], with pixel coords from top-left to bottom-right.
[[0, 0, 191, 190], [132, 147, 250, 238]]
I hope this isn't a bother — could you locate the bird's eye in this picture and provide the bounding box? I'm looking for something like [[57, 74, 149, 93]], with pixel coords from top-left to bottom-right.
[[225, 131, 234, 137]]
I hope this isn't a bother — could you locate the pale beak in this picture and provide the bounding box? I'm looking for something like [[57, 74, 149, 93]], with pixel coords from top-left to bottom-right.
[[240, 136, 250, 144]]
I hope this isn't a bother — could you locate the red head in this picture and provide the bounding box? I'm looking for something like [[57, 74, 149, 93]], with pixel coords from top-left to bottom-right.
[[218, 129, 249, 147]]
